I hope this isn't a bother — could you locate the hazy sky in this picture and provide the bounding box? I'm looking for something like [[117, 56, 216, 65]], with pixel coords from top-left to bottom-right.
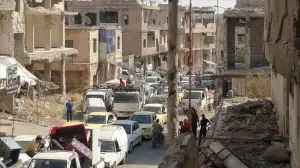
[[159, 0, 236, 13]]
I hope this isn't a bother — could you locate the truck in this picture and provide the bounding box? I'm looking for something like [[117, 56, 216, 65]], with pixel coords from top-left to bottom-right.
[[25, 124, 106, 168], [113, 87, 145, 119]]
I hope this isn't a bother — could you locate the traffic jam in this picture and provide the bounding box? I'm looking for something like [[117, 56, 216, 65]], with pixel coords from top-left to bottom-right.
[[0, 69, 216, 168]]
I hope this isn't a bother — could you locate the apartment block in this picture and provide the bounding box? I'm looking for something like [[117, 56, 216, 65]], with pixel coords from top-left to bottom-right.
[[66, 0, 165, 73], [265, 0, 300, 167]]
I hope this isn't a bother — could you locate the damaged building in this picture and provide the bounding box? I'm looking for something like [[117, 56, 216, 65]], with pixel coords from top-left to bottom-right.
[[265, 0, 300, 167], [222, 0, 270, 97]]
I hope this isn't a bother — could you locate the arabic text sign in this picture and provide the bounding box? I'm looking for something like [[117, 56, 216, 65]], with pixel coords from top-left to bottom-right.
[[6, 65, 20, 95]]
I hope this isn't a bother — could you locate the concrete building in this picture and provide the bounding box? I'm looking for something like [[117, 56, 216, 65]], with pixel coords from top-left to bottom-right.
[[222, 0, 270, 96], [66, 0, 165, 73], [0, 0, 79, 95], [265, 0, 300, 167], [158, 5, 217, 73]]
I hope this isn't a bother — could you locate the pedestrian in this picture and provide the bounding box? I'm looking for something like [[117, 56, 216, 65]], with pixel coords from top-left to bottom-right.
[[183, 119, 191, 133], [179, 121, 184, 133], [66, 99, 73, 122], [198, 114, 211, 146], [119, 78, 126, 88], [191, 107, 199, 138], [25, 135, 43, 158]]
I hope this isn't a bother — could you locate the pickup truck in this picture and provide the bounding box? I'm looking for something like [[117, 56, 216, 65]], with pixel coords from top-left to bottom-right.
[[26, 150, 105, 168]]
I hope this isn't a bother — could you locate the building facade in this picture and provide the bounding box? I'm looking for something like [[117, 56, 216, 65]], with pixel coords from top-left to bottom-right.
[[265, 0, 300, 167]]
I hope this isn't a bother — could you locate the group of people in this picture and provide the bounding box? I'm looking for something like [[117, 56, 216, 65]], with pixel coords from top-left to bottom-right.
[[179, 108, 211, 146]]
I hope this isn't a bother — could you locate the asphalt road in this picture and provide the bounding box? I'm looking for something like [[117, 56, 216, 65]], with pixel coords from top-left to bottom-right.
[[118, 115, 187, 168]]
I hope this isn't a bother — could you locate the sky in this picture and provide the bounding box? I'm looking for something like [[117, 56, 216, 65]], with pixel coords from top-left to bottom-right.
[[159, 0, 236, 14]]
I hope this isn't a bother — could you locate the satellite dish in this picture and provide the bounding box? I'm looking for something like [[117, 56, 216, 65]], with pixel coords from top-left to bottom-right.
[[83, 16, 91, 25]]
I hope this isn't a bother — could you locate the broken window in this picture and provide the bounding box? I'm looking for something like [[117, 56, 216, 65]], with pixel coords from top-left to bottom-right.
[[147, 31, 155, 48], [93, 38, 97, 53], [153, 19, 156, 25], [143, 10, 147, 23], [74, 14, 82, 25], [85, 13, 97, 26], [117, 36, 120, 49], [237, 34, 245, 44], [100, 11, 118, 23], [143, 39, 146, 48], [65, 40, 74, 48], [123, 14, 129, 25], [15, 0, 20, 12]]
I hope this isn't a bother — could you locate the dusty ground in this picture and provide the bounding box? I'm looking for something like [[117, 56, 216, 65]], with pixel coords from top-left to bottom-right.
[[212, 97, 291, 168], [0, 81, 84, 127]]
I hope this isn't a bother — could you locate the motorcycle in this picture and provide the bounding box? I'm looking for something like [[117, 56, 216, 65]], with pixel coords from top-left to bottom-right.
[[152, 129, 165, 149]]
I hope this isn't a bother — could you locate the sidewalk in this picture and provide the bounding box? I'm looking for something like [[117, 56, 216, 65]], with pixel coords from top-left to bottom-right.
[[0, 119, 50, 137]]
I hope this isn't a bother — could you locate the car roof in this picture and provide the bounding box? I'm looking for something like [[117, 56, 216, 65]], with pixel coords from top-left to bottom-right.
[[34, 151, 76, 160], [99, 125, 124, 140], [132, 111, 156, 115], [144, 104, 163, 107], [14, 135, 41, 141], [114, 120, 136, 125], [146, 76, 157, 79], [86, 91, 106, 95], [151, 95, 167, 98], [88, 112, 112, 116]]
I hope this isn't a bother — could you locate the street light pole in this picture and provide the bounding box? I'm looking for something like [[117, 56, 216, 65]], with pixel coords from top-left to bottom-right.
[[188, 0, 193, 110]]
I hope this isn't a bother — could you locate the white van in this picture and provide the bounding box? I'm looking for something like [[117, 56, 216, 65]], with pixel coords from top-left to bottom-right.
[[83, 98, 107, 116], [99, 125, 128, 167]]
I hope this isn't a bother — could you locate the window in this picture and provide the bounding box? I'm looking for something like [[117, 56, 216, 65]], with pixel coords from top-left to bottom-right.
[[85, 13, 97, 26], [85, 115, 106, 124], [123, 14, 129, 25], [153, 19, 156, 25], [115, 140, 120, 151], [15, 0, 20, 12], [143, 39, 146, 48], [100, 11, 118, 23], [237, 34, 245, 44], [70, 159, 77, 168], [117, 36, 120, 49], [65, 40, 73, 48], [93, 38, 97, 53]]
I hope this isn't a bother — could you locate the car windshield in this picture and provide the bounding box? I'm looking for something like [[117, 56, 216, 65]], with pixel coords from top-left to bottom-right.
[[85, 115, 106, 124], [15, 141, 31, 152], [183, 92, 201, 99], [85, 94, 104, 101], [130, 115, 152, 124], [143, 106, 162, 114], [28, 159, 67, 168], [86, 107, 107, 113], [114, 93, 139, 103], [100, 141, 116, 152], [145, 78, 157, 83], [149, 97, 167, 105], [113, 124, 132, 134]]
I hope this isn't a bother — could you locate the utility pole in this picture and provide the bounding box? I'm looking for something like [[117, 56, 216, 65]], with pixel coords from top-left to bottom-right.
[[167, 0, 179, 147], [188, 0, 193, 111], [215, 0, 219, 63]]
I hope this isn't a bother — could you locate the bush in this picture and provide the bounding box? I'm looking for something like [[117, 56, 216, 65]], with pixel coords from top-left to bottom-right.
[[246, 75, 271, 99]]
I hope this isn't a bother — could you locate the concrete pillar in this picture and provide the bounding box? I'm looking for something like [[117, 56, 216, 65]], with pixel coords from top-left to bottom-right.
[[244, 16, 251, 68], [25, 15, 34, 52], [44, 63, 51, 81], [294, 84, 300, 168], [61, 55, 66, 96], [96, 12, 100, 25], [60, 15, 65, 47], [44, 15, 52, 50], [44, 0, 51, 8]]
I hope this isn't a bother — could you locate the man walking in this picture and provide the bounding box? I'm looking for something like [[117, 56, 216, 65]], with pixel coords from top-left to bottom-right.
[[191, 107, 199, 138], [66, 99, 73, 122], [198, 114, 211, 146]]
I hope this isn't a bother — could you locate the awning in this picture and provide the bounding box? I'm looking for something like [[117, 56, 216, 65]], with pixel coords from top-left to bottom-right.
[[0, 56, 39, 86]]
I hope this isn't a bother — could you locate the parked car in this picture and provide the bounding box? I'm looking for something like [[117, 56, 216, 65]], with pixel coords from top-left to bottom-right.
[[148, 94, 167, 106], [14, 135, 50, 163], [83, 98, 107, 118], [130, 111, 157, 140], [99, 125, 128, 167], [113, 120, 143, 153], [84, 112, 116, 128], [84, 88, 114, 111]]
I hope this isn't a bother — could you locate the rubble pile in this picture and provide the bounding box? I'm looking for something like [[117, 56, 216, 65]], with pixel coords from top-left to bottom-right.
[[216, 98, 291, 168], [38, 80, 60, 96]]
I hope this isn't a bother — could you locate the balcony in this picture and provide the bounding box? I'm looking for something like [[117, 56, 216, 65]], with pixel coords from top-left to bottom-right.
[[159, 44, 168, 53], [142, 47, 158, 56]]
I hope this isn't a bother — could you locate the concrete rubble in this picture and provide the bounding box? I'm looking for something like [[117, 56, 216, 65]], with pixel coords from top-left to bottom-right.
[[209, 97, 291, 168]]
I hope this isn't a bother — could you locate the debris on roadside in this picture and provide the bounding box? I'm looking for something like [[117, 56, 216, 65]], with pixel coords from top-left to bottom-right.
[[210, 97, 291, 168]]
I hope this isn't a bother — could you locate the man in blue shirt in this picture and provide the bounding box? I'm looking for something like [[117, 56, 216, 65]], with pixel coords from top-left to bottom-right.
[[66, 99, 73, 122]]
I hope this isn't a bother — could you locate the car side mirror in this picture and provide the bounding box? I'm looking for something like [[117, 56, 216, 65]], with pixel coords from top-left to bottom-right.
[[117, 148, 121, 152]]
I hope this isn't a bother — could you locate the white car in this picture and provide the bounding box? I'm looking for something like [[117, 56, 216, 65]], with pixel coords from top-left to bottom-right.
[[145, 76, 160, 87], [113, 120, 143, 153], [14, 135, 49, 163]]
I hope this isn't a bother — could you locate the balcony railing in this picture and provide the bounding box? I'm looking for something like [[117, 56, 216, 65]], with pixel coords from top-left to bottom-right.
[[159, 44, 168, 53]]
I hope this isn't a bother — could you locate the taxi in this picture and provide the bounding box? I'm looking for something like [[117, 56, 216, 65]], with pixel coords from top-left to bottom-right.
[[83, 112, 116, 128], [142, 104, 167, 125], [130, 111, 156, 140]]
